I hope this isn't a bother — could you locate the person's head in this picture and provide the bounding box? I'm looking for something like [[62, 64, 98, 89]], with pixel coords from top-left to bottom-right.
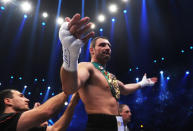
[[0, 89, 29, 114], [90, 36, 111, 65], [119, 104, 132, 125]]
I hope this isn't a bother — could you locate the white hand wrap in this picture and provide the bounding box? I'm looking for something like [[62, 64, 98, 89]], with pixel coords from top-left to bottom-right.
[[59, 22, 84, 72], [138, 75, 155, 88]]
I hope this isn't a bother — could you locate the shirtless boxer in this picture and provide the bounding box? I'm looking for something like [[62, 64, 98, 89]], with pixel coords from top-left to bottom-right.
[[59, 13, 157, 131]]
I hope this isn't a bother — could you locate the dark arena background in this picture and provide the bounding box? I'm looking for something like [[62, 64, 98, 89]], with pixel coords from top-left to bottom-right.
[[0, 0, 193, 130]]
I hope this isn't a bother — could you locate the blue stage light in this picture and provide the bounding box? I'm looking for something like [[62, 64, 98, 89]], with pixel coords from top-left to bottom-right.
[[181, 50, 184, 53], [166, 77, 170, 80], [129, 68, 132, 72], [24, 14, 28, 19], [99, 28, 103, 32], [161, 57, 165, 61], [136, 77, 139, 82], [48, 86, 51, 90], [190, 46, 193, 50], [48, 119, 54, 125], [1, 6, 5, 10], [19, 77, 22, 80], [112, 18, 115, 22], [52, 93, 55, 96], [153, 60, 157, 63], [40, 92, 43, 96], [186, 71, 190, 75], [42, 22, 46, 26], [123, 10, 127, 14], [28, 92, 31, 95], [42, 78, 45, 82], [24, 85, 27, 88], [11, 76, 14, 79], [34, 78, 38, 82], [160, 71, 164, 74], [136, 67, 139, 70]]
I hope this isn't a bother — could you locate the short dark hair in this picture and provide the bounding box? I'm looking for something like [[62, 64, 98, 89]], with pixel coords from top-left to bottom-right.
[[0, 89, 14, 114], [119, 104, 128, 113], [90, 36, 108, 48]]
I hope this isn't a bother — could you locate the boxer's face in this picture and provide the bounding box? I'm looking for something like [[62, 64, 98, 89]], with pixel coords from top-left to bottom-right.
[[91, 38, 112, 62]]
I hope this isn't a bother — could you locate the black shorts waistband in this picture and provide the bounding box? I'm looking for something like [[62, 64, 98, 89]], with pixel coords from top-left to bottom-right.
[[86, 114, 120, 131]]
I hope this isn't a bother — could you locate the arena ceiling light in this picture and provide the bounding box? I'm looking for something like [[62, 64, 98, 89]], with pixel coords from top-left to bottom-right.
[[42, 12, 48, 18], [108, 4, 118, 13], [2, 0, 11, 4], [21, 1, 32, 12], [97, 14, 105, 22], [56, 17, 64, 25], [122, 0, 129, 2]]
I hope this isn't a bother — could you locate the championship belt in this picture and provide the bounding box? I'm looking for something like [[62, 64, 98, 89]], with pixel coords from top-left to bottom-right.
[[92, 62, 120, 100], [108, 74, 120, 100]]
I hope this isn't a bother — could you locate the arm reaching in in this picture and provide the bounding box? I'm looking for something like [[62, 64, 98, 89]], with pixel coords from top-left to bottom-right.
[[47, 92, 80, 131], [33, 102, 48, 127], [119, 73, 158, 95], [17, 93, 68, 131]]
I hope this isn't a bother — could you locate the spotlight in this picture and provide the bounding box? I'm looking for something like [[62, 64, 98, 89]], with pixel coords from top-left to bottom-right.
[[42, 22, 46, 26], [42, 78, 45, 82], [190, 46, 193, 50], [24, 14, 28, 18], [28, 92, 31, 95], [153, 60, 157, 63], [160, 71, 164, 74], [99, 28, 103, 32], [136, 77, 139, 82], [140, 124, 144, 128], [1, 6, 5, 10], [34, 78, 38, 82], [48, 86, 51, 90], [24, 85, 27, 88], [21, 1, 32, 12], [91, 23, 96, 29], [10, 76, 14, 79], [40, 92, 43, 96], [0, 82, 2, 86], [129, 68, 132, 72], [186, 71, 190, 75], [166, 77, 170, 80], [97, 14, 105, 22], [136, 67, 139, 70], [122, 0, 129, 2], [42, 12, 48, 18], [19, 77, 22, 80], [108, 4, 118, 13], [161, 57, 165, 61], [2, 0, 11, 4], [64, 101, 68, 106], [181, 50, 184, 53], [52, 93, 55, 96], [112, 18, 116, 22], [57, 17, 64, 25], [123, 9, 127, 14]]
